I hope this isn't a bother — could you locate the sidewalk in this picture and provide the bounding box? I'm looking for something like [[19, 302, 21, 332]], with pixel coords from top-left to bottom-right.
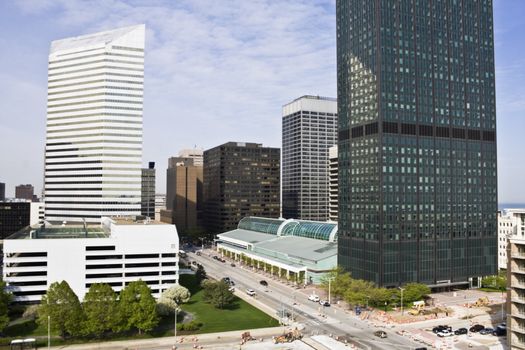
[[49, 327, 285, 350]]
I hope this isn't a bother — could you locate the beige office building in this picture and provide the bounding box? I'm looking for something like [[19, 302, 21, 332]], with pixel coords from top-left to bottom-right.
[[508, 233, 525, 349]]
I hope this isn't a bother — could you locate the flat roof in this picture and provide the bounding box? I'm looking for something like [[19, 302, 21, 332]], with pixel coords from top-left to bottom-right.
[[7, 225, 109, 240], [110, 217, 166, 225], [218, 229, 275, 245]]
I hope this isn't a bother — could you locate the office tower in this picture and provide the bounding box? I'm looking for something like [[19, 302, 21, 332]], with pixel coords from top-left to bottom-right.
[[337, 1, 497, 287], [328, 145, 338, 222], [282, 96, 338, 221], [44, 25, 145, 223], [154, 193, 166, 221], [0, 183, 4, 201], [141, 162, 155, 219], [203, 142, 280, 234], [15, 184, 34, 201], [162, 155, 203, 234], [0, 202, 31, 239], [178, 149, 204, 167]]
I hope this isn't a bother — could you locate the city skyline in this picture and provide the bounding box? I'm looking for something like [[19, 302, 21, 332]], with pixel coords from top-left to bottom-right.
[[0, 0, 524, 204]]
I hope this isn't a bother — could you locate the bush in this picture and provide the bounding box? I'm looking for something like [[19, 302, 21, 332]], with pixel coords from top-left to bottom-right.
[[176, 320, 203, 331]]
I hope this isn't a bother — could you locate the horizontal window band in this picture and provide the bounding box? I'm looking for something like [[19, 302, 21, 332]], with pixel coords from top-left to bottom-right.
[[45, 207, 141, 212], [45, 187, 141, 191], [44, 194, 140, 198], [48, 98, 143, 109], [47, 132, 142, 140], [49, 59, 143, 72], [49, 52, 143, 65], [48, 92, 143, 102], [48, 78, 142, 90], [46, 175, 141, 180], [46, 160, 140, 166], [46, 154, 141, 160], [45, 214, 102, 218], [45, 167, 139, 172], [45, 180, 141, 185], [48, 64, 143, 77], [48, 120, 142, 129], [47, 106, 143, 115], [339, 122, 496, 142], [47, 125, 142, 134], [48, 85, 143, 96], [48, 72, 144, 83], [46, 146, 142, 153], [47, 112, 142, 122], [47, 140, 141, 146], [112, 45, 144, 52], [46, 201, 141, 205]]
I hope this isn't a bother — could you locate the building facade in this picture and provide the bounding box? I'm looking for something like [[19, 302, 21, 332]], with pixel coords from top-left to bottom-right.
[[44, 25, 145, 223], [15, 185, 35, 201], [203, 142, 280, 234], [499, 209, 525, 270], [282, 96, 338, 221], [0, 202, 31, 239], [337, 1, 497, 287], [329, 145, 338, 222], [3, 216, 179, 302], [177, 149, 203, 167], [0, 183, 5, 201], [141, 162, 155, 219], [162, 156, 203, 235], [507, 236, 525, 349]]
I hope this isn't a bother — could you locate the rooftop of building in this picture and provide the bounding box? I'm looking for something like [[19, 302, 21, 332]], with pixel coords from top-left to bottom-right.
[[285, 95, 337, 105]]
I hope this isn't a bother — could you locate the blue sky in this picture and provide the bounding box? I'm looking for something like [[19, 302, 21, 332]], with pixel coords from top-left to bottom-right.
[[0, 0, 523, 204]]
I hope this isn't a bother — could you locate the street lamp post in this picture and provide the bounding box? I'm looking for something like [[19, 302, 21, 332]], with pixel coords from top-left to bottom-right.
[[174, 307, 179, 345], [327, 277, 334, 305], [198, 237, 205, 252], [365, 296, 370, 310], [398, 287, 405, 315], [47, 315, 50, 349], [384, 301, 387, 313]]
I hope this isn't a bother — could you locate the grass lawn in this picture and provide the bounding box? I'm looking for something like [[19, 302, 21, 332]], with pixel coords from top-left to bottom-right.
[[479, 287, 506, 293]]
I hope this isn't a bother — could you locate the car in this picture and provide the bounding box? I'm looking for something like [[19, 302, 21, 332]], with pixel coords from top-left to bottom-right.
[[414, 348, 428, 350], [469, 324, 485, 333], [454, 328, 468, 335], [229, 280, 235, 286], [259, 280, 268, 286], [213, 255, 218, 260], [228, 286, 235, 292], [196, 251, 202, 256], [493, 326, 507, 336], [246, 289, 256, 296], [191, 261, 197, 265], [437, 330, 453, 337], [373, 331, 387, 338], [479, 327, 494, 335], [432, 325, 452, 334], [231, 263, 236, 267], [222, 277, 230, 283], [319, 300, 331, 307], [308, 294, 320, 302]]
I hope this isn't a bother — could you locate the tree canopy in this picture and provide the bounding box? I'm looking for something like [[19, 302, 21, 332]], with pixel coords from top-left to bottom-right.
[[118, 280, 159, 334], [0, 280, 11, 332], [157, 284, 191, 316], [201, 280, 234, 309], [38, 281, 84, 338], [82, 283, 120, 337]]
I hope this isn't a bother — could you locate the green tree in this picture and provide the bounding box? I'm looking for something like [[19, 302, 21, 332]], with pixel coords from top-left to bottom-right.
[[368, 287, 394, 308], [398, 283, 431, 305], [201, 280, 234, 309], [344, 278, 375, 307], [157, 284, 191, 316], [82, 283, 120, 337], [118, 280, 158, 334], [0, 280, 11, 332], [195, 264, 207, 284], [38, 281, 84, 338], [481, 274, 506, 291]]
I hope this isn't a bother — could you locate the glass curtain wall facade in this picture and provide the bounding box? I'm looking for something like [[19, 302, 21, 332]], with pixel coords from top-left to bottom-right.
[[337, 0, 497, 287]]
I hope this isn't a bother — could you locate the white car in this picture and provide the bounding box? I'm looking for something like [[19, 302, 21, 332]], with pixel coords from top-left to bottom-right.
[[308, 294, 320, 302], [437, 330, 453, 337], [246, 289, 256, 296]]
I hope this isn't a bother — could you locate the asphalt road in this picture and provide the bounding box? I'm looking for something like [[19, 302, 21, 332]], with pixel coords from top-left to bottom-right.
[[186, 248, 424, 350]]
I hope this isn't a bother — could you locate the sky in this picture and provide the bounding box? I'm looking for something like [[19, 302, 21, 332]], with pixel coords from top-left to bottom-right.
[[0, 0, 523, 204]]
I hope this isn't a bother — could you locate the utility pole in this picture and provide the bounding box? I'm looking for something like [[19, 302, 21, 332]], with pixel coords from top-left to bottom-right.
[[398, 287, 405, 315]]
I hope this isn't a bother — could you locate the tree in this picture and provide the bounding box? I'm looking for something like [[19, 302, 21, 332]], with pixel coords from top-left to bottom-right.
[[157, 284, 191, 316], [118, 280, 159, 334], [368, 287, 394, 308], [398, 283, 431, 305], [82, 283, 120, 337], [321, 266, 352, 299], [38, 281, 84, 338], [201, 280, 234, 309], [0, 280, 11, 332], [195, 264, 207, 284], [481, 274, 506, 291]]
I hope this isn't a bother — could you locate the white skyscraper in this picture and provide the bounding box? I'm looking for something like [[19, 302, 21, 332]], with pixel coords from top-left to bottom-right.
[[44, 25, 145, 223]]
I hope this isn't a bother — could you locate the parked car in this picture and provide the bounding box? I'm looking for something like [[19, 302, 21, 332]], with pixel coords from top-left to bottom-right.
[[319, 300, 331, 307], [373, 331, 387, 338], [259, 280, 268, 286], [195, 251, 202, 256], [213, 255, 219, 260], [479, 327, 494, 335], [415, 348, 428, 350], [246, 289, 256, 296], [454, 328, 468, 335], [437, 330, 453, 337], [432, 325, 452, 334], [308, 294, 320, 302], [493, 325, 507, 336], [230, 263, 236, 267], [469, 324, 485, 333]]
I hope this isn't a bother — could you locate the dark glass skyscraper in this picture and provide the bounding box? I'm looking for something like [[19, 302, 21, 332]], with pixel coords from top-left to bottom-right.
[[337, 0, 497, 287]]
